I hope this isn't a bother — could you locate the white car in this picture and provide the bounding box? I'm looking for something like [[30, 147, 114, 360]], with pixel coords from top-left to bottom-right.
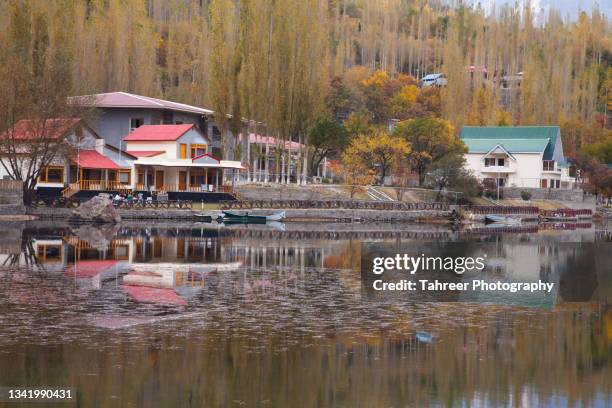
[[420, 73, 447, 87]]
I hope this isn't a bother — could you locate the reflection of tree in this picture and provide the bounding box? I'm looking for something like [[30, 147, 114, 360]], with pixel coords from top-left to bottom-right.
[[2, 306, 608, 407]]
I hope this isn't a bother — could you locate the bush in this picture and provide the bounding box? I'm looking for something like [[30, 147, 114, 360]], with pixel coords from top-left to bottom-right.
[[521, 190, 532, 201]]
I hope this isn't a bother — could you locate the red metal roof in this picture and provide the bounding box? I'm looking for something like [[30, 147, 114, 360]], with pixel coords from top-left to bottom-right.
[[3, 118, 81, 140], [123, 285, 187, 306], [66, 260, 119, 278], [72, 150, 121, 169], [126, 150, 165, 157], [123, 124, 195, 141]]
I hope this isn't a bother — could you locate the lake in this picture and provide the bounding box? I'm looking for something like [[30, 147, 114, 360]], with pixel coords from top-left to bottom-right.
[[0, 221, 610, 407]]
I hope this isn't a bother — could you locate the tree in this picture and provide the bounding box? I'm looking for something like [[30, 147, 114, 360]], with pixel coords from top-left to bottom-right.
[[582, 137, 612, 164], [0, 1, 90, 204], [307, 117, 348, 177], [393, 117, 463, 185], [388, 85, 419, 119], [344, 112, 372, 138], [425, 152, 480, 201], [342, 130, 409, 185], [329, 158, 374, 199]]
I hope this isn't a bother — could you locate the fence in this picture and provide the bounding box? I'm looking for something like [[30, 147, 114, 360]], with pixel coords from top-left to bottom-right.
[[470, 205, 540, 215], [0, 180, 23, 191], [220, 199, 450, 211], [540, 208, 592, 218]]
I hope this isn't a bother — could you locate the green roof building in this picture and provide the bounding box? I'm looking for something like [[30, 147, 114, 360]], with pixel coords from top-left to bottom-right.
[[459, 126, 574, 189]]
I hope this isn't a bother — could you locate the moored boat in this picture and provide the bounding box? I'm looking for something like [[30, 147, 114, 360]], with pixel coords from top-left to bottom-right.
[[221, 211, 286, 223], [484, 215, 520, 224]]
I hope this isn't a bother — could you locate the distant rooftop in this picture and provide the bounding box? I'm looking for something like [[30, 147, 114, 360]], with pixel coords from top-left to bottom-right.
[[69, 91, 213, 116]]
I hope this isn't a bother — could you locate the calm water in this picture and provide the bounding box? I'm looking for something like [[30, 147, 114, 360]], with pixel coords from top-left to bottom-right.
[[0, 220, 610, 407]]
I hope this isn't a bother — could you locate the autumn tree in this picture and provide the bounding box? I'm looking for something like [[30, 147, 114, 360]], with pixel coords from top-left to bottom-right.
[[0, 1, 91, 204], [342, 130, 409, 185], [393, 117, 464, 185]]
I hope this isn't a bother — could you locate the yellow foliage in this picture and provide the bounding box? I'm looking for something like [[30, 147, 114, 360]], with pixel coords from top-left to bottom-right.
[[389, 84, 420, 116], [342, 130, 410, 184], [361, 70, 389, 88], [495, 110, 512, 126]]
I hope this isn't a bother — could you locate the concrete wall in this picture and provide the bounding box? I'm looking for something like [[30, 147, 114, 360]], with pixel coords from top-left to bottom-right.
[[502, 187, 584, 201]]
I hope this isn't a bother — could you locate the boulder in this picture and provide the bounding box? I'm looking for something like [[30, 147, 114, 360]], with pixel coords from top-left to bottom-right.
[[72, 195, 121, 223]]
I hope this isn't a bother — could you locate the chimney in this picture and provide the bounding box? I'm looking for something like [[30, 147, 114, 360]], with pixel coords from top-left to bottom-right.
[[95, 139, 105, 155]]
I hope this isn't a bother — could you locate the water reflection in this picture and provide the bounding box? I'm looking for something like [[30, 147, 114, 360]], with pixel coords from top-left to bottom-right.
[[0, 221, 610, 407]]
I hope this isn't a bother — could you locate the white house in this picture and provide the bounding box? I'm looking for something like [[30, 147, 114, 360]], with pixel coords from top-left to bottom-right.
[[460, 126, 575, 189], [123, 123, 243, 194]]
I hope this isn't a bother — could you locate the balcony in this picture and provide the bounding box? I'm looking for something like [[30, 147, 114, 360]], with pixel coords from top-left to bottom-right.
[[480, 165, 515, 173]]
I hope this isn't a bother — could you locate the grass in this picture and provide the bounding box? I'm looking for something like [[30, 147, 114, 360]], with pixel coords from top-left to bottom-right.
[[191, 202, 221, 211]]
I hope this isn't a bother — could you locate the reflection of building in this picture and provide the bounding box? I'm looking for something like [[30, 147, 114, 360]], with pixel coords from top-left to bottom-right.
[[25, 231, 241, 306]]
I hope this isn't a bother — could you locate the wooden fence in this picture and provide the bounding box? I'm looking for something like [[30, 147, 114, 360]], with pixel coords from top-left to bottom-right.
[[0, 180, 23, 191]]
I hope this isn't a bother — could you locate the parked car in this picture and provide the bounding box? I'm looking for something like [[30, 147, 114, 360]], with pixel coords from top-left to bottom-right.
[[420, 73, 447, 87]]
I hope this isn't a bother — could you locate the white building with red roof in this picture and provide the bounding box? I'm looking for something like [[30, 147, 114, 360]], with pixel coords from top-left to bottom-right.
[[122, 123, 243, 194]]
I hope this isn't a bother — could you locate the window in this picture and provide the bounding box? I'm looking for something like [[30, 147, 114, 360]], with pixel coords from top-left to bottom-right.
[[497, 178, 505, 187], [190, 144, 207, 158], [119, 170, 131, 184], [179, 143, 187, 159], [484, 158, 496, 167], [543, 160, 555, 171], [39, 166, 64, 183], [129, 118, 144, 132], [137, 169, 145, 185], [189, 170, 206, 186], [497, 158, 505, 166]]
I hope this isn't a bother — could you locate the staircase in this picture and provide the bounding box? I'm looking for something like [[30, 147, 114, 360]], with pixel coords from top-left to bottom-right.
[[367, 186, 394, 201], [61, 182, 80, 198]]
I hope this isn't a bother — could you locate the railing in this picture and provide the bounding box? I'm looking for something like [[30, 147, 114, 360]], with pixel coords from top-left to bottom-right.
[[115, 200, 193, 209], [135, 184, 233, 194], [219, 199, 450, 211], [540, 208, 592, 218], [470, 205, 540, 215]]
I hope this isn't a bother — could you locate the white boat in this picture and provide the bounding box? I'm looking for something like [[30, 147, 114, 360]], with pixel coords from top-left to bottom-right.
[[265, 211, 286, 221]]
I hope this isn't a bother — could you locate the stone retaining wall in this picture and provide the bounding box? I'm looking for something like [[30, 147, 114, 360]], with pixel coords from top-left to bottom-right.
[[28, 207, 451, 222]]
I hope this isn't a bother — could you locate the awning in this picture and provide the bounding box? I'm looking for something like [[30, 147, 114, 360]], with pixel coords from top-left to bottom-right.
[[122, 285, 187, 306], [72, 150, 121, 169], [66, 260, 119, 278]]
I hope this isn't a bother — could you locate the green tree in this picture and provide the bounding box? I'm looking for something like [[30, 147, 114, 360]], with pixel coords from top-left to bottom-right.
[[307, 117, 348, 177], [393, 117, 464, 185]]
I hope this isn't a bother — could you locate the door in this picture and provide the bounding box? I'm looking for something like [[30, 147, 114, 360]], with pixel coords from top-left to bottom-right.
[[179, 144, 187, 159], [155, 170, 164, 190], [541, 179, 548, 188], [179, 171, 187, 191]]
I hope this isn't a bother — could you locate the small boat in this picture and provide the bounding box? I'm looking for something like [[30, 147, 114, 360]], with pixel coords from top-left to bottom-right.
[[484, 215, 519, 224], [222, 211, 285, 223]]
